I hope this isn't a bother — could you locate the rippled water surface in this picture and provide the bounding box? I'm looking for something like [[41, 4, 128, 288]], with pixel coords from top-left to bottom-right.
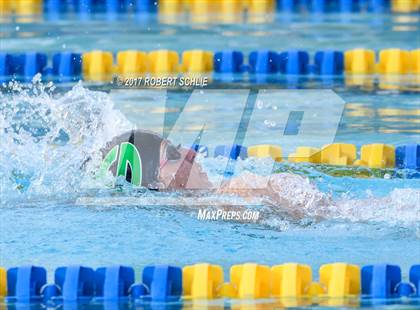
[[0, 12, 419, 290]]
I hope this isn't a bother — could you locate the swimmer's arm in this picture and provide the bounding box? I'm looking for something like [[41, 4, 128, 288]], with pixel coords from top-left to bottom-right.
[[216, 172, 288, 207], [217, 172, 272, 197], [216, 172, 303, 219], [217, 172, 330, 220]]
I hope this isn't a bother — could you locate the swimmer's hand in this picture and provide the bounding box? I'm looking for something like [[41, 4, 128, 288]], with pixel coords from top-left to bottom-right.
[[218, 172, 331, 220]]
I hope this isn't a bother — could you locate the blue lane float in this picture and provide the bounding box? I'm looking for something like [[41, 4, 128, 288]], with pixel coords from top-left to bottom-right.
[[55, 265, 95, 301], [1, 52, 48, 82], [396, 144, 420, 169], [136, 0, 158, 13], [52, 52, 82, 81], [191, 144, 209, 157], [314, 50, 344, 75], [361, 264, 402, 298], [44, 0, 156, 14], [280, 0, 393, 13], [77, 0, 94, 14], [397, 282, 415, 297], [249, 50, 279, 74], [410, 265, 420, 296], [278, 0, 296, 13], [0, 53, 14, 81], [95, 265, 135, 300], [214, 144, 248, 160], [369, 0, 390, 12], [129, 283, 149, 300], [279, 50, 310, 75], [340, 0, 360, 12], [6, 266, 47, 302], [44, 0, 63, 13], [105, 0, 129, 13], [41, 284, 61, 304], [141, 265, 183, 302], [16, 53, 48, 82], [311, 0, 328, 13], [214, 51, 244, 74]]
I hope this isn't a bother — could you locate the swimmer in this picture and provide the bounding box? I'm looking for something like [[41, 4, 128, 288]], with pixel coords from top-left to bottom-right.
[[99, 129, 331, 217]]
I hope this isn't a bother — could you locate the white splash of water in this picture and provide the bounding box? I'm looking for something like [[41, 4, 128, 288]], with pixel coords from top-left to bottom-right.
[[0, 77, 131, 200], [333, 188, 420, 226]]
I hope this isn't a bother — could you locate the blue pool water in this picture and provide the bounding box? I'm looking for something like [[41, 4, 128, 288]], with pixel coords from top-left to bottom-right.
[[1, 13, 419, 52], [0, 11, 419, 308]]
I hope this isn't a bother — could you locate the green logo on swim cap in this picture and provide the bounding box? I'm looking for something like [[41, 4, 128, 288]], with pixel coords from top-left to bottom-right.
[[99, 142, 143, 186]]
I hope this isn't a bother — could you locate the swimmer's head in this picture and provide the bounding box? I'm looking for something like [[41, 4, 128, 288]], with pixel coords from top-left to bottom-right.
[[99, 130, 211, 190], [158, 143, 212, 190]]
